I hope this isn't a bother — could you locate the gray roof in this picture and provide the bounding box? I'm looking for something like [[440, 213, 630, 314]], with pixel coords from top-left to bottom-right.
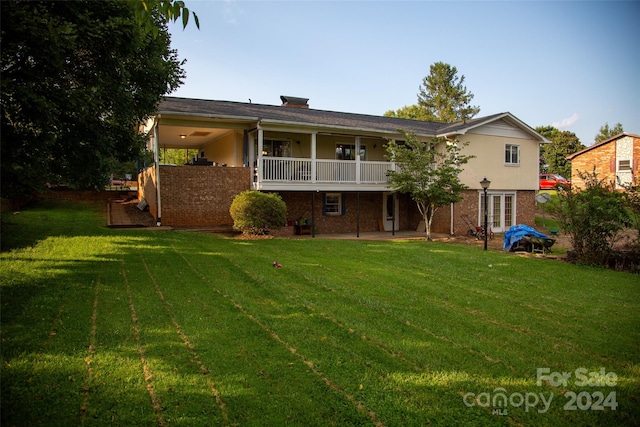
[[158, 97, 542, 140]]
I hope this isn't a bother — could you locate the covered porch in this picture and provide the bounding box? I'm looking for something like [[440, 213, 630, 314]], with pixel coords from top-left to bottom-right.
[[249, 128, 396, 192], [144, 116, 397, 192]]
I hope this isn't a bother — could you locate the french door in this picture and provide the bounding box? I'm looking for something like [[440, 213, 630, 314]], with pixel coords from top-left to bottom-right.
[[479, 192, 515, 233]]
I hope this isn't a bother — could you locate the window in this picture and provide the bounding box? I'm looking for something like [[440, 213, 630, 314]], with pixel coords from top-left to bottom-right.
[[619, 160, 631, 171], [336, 144, 366, 160], [262, 139, 291, 157], [505, 144, 519, 165], [323, 193, 343, 215]]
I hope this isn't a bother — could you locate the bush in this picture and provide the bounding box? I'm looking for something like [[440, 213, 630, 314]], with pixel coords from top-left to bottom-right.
[[621, 174, 640, 250], [556, 170, 630, 266], [230, 191, 286, 235]]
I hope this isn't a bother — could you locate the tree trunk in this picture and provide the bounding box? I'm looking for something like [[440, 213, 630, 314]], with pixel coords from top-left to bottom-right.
[[418, 202, 437, 241], [424, 211, 432, 240], [425, 206, 437, 241]]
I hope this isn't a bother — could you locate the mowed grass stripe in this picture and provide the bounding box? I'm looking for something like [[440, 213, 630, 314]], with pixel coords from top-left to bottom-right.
[[122, 262, 167, 427], [140, 253, 228, 421], [240, 238, 638, 370], [211, 239, 521, 374], [120, 255, 230, 425], [171, 238, 509, 425], [79, 278, 100, 423], [82, 255, 162, 426], [180, 239, 640, 426], [166, 243, 383, 425]]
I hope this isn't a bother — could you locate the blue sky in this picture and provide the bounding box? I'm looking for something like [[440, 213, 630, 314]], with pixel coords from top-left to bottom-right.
[[167, 1, 639, 145]]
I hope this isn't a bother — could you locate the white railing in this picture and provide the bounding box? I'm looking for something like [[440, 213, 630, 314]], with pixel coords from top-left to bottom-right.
[[261, 157, 393, 184], [360, 161, 394, 183], [316, 159, 356, 182], [262, 157, 312, 181]]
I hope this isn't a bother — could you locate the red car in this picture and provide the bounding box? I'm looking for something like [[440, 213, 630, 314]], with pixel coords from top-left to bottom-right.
[[539, 174, 571, 190]]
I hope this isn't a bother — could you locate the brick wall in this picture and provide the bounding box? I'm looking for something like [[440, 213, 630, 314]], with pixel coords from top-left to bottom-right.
[[570, 135, 640, 190], [155, 166, 251, 227], [516, 190, 536, 228], [412, 189, 536, 236], [274, 189, 536, 236], [570, 140, 617, 189], [275, 191, 385, 234]]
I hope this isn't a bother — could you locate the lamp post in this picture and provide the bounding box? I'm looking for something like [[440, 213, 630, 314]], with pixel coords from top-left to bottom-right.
[[480, 177, 491, 251]]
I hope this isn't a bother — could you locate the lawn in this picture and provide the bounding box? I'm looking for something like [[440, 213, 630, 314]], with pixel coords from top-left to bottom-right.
[[1, 199, 639, 426]]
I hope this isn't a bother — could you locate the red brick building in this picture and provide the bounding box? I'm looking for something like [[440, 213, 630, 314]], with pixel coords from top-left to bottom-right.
[[566, 133, 640, 190]]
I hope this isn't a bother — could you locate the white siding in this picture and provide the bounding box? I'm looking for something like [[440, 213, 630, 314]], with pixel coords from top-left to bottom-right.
[[468, 119, 533, 140]]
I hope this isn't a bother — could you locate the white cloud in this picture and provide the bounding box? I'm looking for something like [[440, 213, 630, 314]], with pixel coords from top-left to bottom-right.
[[552, 113, 579, 129], [224, 0, 243, 25]]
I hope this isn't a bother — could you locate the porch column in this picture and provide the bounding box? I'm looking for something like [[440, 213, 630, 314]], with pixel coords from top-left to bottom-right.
[[257, 128, 264, 185], [248, 131, 256, 182], [356, 192, 360, 238], [355, 136, 361, 184], [311, 132, 317, 184]]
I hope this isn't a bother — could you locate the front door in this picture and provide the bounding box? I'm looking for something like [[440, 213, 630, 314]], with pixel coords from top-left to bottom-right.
[[383, 192, 399, 231]]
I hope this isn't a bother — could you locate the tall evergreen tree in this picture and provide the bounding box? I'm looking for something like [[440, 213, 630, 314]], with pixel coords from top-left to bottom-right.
[[385, 62, 479, 123], [417, 62, 480, 123]]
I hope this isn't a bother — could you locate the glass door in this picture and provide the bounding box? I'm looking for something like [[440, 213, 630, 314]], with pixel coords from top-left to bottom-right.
[[382, 192, 399, 231], [479, 193, 515, 233]]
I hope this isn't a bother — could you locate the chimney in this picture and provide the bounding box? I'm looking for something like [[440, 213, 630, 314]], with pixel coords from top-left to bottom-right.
[[280, 96, 309, 109]]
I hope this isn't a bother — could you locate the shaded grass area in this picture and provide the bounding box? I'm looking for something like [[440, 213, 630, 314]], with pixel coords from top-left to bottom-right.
[[1, 200, 639, 426]]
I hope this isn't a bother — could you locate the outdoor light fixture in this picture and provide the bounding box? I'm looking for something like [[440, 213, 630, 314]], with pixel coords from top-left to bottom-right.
[[480, 177, 491, 251], [180, 134, 187, 139]]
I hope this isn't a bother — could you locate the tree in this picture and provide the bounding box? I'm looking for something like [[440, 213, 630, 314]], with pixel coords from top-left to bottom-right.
[[595, 122, 624, 143], [134, 0, 199, 37], [385, 62, 479, 124], [536, 126, 585, 179], [386, 132, 473, 240], [555, 170, 630, 267], [620, 174, 640, 253], [383, 104, 431, 121], [417, 62, 480, 123], [158, 148, 201, 165], [1, 0, 185, 198]]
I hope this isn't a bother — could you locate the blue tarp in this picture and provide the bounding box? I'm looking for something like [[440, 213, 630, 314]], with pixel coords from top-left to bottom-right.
[[503, 224, 550, 251]]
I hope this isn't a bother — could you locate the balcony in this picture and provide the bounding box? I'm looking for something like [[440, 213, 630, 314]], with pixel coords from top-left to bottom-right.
[[253, 157, 395, 191]]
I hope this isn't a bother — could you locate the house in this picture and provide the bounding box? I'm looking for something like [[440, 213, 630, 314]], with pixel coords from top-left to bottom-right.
[[566, 133, 640, 190], [138, 96, 547, 236]]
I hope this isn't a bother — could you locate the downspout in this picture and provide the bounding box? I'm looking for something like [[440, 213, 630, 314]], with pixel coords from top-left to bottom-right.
[[154, 119, 162, 226]]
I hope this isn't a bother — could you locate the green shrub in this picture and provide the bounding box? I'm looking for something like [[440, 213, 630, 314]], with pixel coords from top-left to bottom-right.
[[230, 190, 286, 235], [556, 170, 630, 266]]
